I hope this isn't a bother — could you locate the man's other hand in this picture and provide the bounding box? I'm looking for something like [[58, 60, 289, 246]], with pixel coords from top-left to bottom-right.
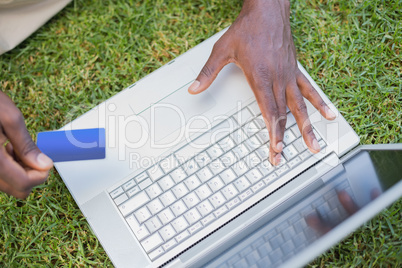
[[0, 91, 53, 199], [189, 0, 336, 165]]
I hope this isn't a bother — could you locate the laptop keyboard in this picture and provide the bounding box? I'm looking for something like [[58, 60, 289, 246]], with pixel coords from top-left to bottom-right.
[[109, 100, 326, 261], [206, 179, 353, 268]]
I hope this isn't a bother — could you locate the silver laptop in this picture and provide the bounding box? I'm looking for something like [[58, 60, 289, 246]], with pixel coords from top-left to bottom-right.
[[54, 28, 401, 267]]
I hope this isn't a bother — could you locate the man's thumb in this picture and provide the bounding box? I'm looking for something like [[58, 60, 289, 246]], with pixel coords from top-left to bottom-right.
[[188, 45, 228, 95], [17, 140, 53, 171]]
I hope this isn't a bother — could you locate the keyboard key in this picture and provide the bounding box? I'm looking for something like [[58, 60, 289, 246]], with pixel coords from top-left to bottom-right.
[[254, 115, 266, 128], [184, 175, 201, 191], [175, 230, 190, 243], [147, 199, 164, 215], [149, 247, 164, 260], [283, 130, 296, 145], [290, 125, 301, 138], [184, 209, 201, 225], [159, 224, 176, 241], [162, 239, 177, 251], [139, 178, 152, 190], [275, 164, 289, 176], [263, 173, 277, 185], [220, 151, 237, 167], [183, 158, 199, 175], [207, 177, 225, 192], [170, 167, 187, 183], [201, 214, 216, 226], [234, 177, 251, 192], [126, 186, 140, 197], [270, 234, 284, 249], [126, 214, 149, 241], [148, 165, 164, 181], [171, 200, 188, 217], [188, 222, 203, 235], [285, 112, 296, 128], [246, 251, 261, 266], [248, 101, 261, 116], [195, 184, 212, 200], [256, 129, 269, 144], [159, 191, 175, 206], [282, 226, 296, 241], [220, 168, 237, 184], [197, 200, 214, 216], [283, 144, 298, 160], [207, 145, 224, 159], [243, 121, 260, 136], [233, 143, 250, 159], [258, 160, 275, 176], [244, 135, 262, 151], [195, 152, 211, 167], [246, 152, 261, 167], [119, 191, 150, 217], [159, 155, 179, 174], [134, 172, 149, 183], [246, 168, 263, 184], [158, 175, 175, 191], [197, 167, 214, 182], [293, 138, 306, 153], [269, 247, 283, 265], [145, 217, 162, 233], [234, 107, 254, 125], [221, 184, 239, 200], [209, 159, 226, 175], [171, 216, 189, 233], [214, 206, 228, 218], [114, 193, 128, 206], [141, 233, 163, 253], [158, 208, 175, 225], [255, 146, 269, 160], [287, 156, 302, 168], [226, 197, 241, 210], [313, 129, 322, 141], [135, 207, 152, 223], [299, 150, 312, 160], [209, 192, 226, 208], [233, 259, 248, 268], [145, 183, 163, 199], [110, 187, 124, 199], [123, 179, 136, 191], [239, 189, 253, 201], [251, 181, 265, 193], [232, 160, 249, 176], [172, 183, 189, 199], [183, 192, 200, 208], [231, 128, 248, 144], [218, 136, 236, 152]]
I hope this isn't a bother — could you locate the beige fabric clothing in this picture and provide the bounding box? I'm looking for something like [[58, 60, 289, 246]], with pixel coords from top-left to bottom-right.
[[0, 0, 71, 55]]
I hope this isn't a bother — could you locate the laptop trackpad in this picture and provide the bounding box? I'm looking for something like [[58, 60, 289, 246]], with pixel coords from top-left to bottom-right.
[[149, 87, 216, 143]]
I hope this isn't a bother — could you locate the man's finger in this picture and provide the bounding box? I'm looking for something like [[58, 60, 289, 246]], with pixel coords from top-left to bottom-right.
[[188, 41, 229, 95], [286, 84, 320, 153], [245, 68, 284, 166], [268, 82, 287, 165], [0, 93, 53, 171], [0, 179, 31, 199], [296, 72, 336, 120]]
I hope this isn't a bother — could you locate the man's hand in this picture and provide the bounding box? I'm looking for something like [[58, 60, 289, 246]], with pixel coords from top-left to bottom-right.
[[0, 91, 53, 199], [188, 0, 336, 165]]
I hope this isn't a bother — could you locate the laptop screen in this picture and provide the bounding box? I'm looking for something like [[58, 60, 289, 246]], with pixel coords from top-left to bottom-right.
[[203, 148, 402, 268]]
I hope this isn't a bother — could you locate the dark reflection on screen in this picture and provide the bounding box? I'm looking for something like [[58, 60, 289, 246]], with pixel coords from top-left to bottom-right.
[[304, 149, 402, 241]]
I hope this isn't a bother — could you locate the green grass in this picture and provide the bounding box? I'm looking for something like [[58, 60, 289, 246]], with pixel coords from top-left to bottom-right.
[[0, 0, 401, 266]]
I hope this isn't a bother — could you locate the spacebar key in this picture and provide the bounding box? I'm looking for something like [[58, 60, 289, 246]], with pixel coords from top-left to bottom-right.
[[119, 191, 150, 217]]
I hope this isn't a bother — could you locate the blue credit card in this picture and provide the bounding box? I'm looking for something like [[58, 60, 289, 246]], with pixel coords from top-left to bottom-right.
[[37, 128, 106, 162]]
